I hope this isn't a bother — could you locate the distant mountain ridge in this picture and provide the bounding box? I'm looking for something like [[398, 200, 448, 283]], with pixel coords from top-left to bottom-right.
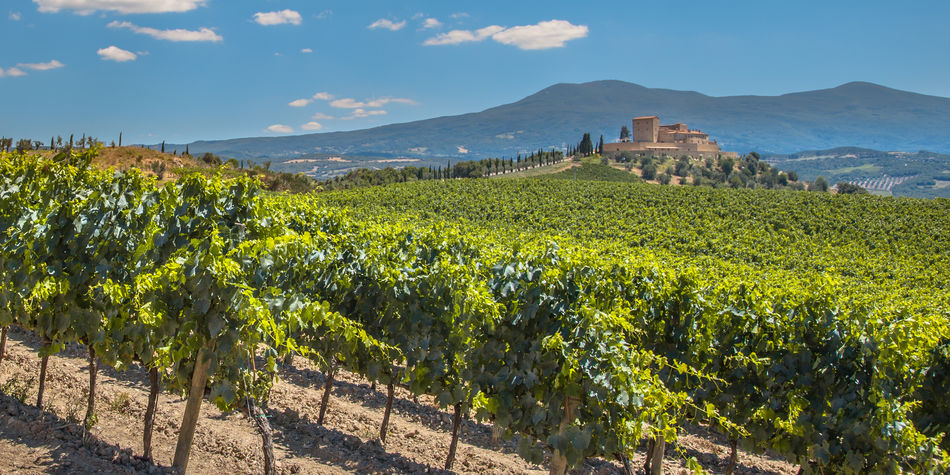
[[166, 80, 950, 161]]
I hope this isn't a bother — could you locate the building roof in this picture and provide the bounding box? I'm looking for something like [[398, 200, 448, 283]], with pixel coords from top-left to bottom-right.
[[633, 116, 658, 120]]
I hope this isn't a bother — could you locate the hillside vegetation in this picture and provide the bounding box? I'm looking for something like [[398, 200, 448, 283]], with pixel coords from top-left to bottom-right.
[[6, 145, 318, 193], [1, 149, 948, 475], [764, 147, 950, 198], [158, 80, 950, 161]]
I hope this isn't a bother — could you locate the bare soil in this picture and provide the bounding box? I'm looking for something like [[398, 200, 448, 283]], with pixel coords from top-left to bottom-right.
[[0, 326, 796, 474]]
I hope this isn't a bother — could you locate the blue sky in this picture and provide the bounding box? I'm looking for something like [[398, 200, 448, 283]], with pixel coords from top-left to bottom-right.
[[2, 0, 949, 145]]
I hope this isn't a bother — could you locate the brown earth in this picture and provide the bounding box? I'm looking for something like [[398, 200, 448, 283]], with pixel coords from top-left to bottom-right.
[[0, 326, 797, 474]]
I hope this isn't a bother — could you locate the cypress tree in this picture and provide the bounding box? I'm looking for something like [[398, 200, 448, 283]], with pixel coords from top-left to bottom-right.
[[118, 132, 122, 147], [161, 141, 165, 153]]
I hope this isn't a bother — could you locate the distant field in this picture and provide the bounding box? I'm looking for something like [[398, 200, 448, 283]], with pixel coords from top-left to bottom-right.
[[765, 146, 950, 198], [828, 163, 882, 174]]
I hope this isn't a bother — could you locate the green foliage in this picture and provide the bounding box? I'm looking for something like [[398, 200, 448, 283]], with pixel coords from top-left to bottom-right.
[[810, 175, 830, 191], [836, 182, 868, 194], [2, 149, 949, 474]]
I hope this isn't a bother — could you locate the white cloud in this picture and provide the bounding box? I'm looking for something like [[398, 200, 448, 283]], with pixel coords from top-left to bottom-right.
[[288, 98, 311, 107], [311, 112, 334, 120], [315, 10, 332, 19], [253, 10, 301, 26], [5, 67, 28, 77], [301, 48, 312, 53], [33, 0, 205, 14], [423, 25, 504, 46], [17, 59, 65, 70], [492, 20, 588, 50], [267, 124, 293, 134], [301, 121, 323, 131], [330, 97, 417, 109], [312, 92, 334, 101], [457, 146, 469, 154], [422, 18, 441, 29], [108, 20, 222, 42], [341, 108, 387, 120], [423, 20, 587, 50], [450, 12, 469, 19], [368, 18, 406, 31], [97, 45, 136, 62], [9, 11, 22, 20]]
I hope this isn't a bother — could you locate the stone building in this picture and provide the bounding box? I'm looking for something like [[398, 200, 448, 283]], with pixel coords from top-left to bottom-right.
[[604, 116, 738, 159]]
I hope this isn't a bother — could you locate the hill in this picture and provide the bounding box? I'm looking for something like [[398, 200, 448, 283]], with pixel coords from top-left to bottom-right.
[[17, 146, 318, 193], [158, 81, 950, 169], [763, 147, 950, 198]]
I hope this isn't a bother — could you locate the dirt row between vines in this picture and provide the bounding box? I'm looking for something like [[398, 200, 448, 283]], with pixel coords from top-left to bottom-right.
[[0, 326, 796, 474]]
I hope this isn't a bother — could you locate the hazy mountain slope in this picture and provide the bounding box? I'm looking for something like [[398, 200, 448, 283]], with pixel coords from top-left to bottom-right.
[[166, 81, 950, 160]]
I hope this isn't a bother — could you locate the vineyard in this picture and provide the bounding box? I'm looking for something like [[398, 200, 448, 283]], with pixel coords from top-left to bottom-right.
[[1, 149, 949, 474]]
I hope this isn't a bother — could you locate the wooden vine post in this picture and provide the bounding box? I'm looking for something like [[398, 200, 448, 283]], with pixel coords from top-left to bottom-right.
[[36, 337, 52, 408], [643, 423, 665, 475], [84, 346, 97, 428], [173, 346, 212, 472], [143, 367, 161, 461], [444, 402, 464, 470], [0, 326, 7, 364], [379, 382, 395, 443], [549, 396, 580, 475], [317, 364, 337, 425]]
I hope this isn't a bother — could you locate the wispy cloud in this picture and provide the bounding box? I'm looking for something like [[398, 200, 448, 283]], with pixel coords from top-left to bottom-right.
[[450, 13, 469, 19], [2, 59, 63, 77], [0, 67, 28, 77], [267, 124, 293, 134], [368, 18, 406, 31], [288, 92, 335, 108], [341, 108, 387, 120], [330, 97, 417, 109], [311, 112, 334, 120], [253, 10, 301, 26], [17, 59, 65, 70], [301, 121, 323, 131], [422, 18, 442, 29], [423, 25, 503, 46], [9, 11, 21, 20], [315, 10, 332, 19], [33, 0, 206, 14], [97, 45, 136, 62], [301, 48, 312, 53], [108, 20, 222, 42], [424, 20, 588, 50]]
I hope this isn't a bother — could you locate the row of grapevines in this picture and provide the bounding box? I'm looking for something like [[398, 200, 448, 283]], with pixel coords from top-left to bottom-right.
[[1, 149, 948, 474]]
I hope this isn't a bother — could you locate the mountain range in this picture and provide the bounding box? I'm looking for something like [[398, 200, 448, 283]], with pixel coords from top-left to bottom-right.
[[165, 80, 950, 164]]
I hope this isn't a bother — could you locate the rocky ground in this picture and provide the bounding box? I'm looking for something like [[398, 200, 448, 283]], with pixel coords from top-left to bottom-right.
[[0, 326, 797, 474]]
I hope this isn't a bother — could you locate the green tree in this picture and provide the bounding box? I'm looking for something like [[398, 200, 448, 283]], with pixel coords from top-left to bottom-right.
[[620, 125, 631, 141], [578, 133, 594, 157], [642, 163, 658, 180], [809, 175, 829, 191], [836, 182, 868, 194]]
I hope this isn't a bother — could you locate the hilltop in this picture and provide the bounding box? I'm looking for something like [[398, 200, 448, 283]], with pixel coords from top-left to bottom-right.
[[14, 146, 317, 193], [159, 81, 950, 165]]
